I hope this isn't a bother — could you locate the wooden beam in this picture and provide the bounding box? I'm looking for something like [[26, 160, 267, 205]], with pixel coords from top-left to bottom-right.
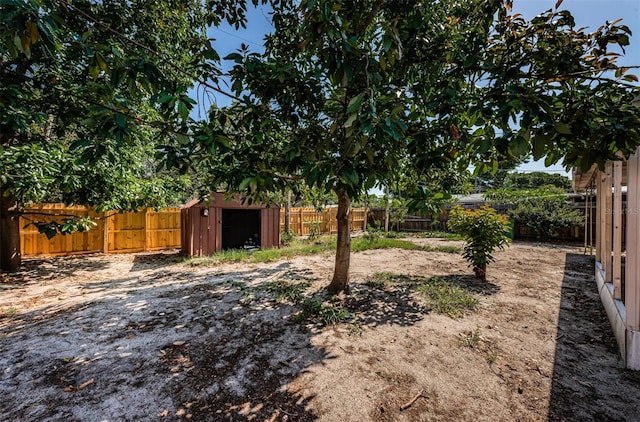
[[613, 160, 623, 299], [628, 150, 640, 330], [103, 211, 110, 254], [604, 162, 614, 283], [143, 208, 149, 252], [596, 171, 605, 264]]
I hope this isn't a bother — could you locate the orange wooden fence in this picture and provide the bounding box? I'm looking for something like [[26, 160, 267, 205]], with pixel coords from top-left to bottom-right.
[[20, 204, 181, 257], [279, 207, 367, 236], [19, 205, 367, 256]]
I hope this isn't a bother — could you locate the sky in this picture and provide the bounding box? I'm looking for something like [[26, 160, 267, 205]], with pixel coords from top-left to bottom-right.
[[511, 0, 640, 176], [201, 0, 640, 178]]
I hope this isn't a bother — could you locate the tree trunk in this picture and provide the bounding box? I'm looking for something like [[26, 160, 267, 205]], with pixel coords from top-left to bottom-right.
[[0, 187, 21, 272], [328, 189, 351, 294], [285, 189, 291, 235], [384, 184, 390, 233]]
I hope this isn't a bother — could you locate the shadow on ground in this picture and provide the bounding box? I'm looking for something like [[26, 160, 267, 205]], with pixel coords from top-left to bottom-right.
[[548, 253, 640, 421], [0, 264, 326, 421]]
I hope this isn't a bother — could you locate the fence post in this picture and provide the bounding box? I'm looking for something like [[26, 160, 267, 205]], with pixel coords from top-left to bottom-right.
[[103, 211, 109, 254], [299, 208, 304, 235], [143, 208, 149, 252]]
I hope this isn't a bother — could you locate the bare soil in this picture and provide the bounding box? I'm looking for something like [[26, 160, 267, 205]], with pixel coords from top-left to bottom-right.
[[1, 239, 639, 421]]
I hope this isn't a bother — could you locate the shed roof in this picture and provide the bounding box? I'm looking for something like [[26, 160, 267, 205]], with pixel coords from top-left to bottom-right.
[[182, 193, 279, 210]]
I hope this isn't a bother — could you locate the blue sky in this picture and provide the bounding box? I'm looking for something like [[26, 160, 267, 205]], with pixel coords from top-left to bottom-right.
[[513, 0, 640, 175], [203, 1, 640, 177]]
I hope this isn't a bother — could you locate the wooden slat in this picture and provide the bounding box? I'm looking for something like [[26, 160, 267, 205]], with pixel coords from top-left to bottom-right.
[[628, 150, 640, 329], [277, 207, 368, 236], [596, 172, 604, 264], [605, 163, 614, 283], [613, 159, 623, 299], [20, 205, 181, 257]]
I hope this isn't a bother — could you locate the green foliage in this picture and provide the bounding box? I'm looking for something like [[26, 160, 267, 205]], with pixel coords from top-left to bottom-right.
[[351, 236, 460, 254], [280, 229, 296, 246], [414, 278, 480, 318], [26, 216, 97, 239], [293, 297, 354, 325], [261, 280, 310, 303], [503, 172, 572, 192], [0, 0, 259, 237], [485, 187, 584, 239], [186, 234, 459, 267], [362, 225, 383, 242], [305, 220, 322, 239], [447, 205, 511, 280], [417, 231, 464, 241], [461, 328, 482, 348], [0, 306, 19, 318]]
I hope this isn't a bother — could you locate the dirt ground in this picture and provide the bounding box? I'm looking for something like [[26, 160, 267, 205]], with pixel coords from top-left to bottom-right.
[[1, 238, 639, 421]]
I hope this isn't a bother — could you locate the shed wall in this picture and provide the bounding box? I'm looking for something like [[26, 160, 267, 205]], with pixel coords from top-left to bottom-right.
[[181, 194, 279, 257]]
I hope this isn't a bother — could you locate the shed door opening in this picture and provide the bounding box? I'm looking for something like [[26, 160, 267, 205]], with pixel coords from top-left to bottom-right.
[[221, 209, 260, 250]]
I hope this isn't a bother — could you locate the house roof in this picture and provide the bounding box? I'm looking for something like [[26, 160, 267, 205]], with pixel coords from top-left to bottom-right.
[[572, 164, 599, 192], [572, 161, 628, 192]]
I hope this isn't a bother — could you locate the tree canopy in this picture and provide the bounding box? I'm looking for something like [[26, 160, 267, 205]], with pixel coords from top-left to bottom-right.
[[0, 0, 263, 270], [175, 0, 640, 291], [2, 0, 640, 281]]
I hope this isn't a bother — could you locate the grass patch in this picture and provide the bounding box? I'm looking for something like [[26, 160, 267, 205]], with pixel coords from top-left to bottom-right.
[[0, 306, 18, 318], [186, 235, 459, 267], [352, 237, 460, 254], [294, 297, 354, 325], [461, 328, 482, 348], [260, 279, 310, 303], [417, 231, 464, 241], [186, 236, 336, 266], [415, 277, 479, 318], [249, 236, 336, 263], [368, 272, 478, 318]]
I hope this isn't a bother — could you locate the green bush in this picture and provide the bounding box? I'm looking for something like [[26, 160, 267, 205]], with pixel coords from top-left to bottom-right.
[[280, 230, 296, 246], [305, 220, 322, 239], [447, 205, 511, 280], [485, 187, 584, 239]]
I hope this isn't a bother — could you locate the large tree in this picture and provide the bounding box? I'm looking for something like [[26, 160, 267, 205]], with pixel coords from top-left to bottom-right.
[[0, 0, 258, 271], [179, 0, 640, 293]]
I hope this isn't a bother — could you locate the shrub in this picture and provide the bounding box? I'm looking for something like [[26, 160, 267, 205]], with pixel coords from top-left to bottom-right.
[[447, 205, 511, 280], [281, 230, 296, 246], [485, 187, 584, 239], [305, 220, 322, 239], [508, 195, 584, 239]]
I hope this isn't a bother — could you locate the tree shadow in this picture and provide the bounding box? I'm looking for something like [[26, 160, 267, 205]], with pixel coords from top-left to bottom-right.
[[0, 265, 326, 421], [344, 273, 498, 327], [431, 274, 501, 296], [0, 254, 110, 287], [548, 253, 640, 421], [129, 250, 183, 272]]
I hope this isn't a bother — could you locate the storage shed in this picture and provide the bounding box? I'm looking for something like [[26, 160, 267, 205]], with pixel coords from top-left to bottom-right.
[[181, 193, 280, 257]]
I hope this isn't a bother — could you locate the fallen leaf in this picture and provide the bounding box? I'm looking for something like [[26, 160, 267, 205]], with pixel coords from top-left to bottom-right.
[[173, 341, 186, 346]]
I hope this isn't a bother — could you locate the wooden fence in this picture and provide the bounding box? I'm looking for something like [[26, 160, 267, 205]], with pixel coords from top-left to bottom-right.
[[369, 202, 593, 241], [20, 204, 181, 257], [19, 205, 369, 257], [280, 207, 367, 236]]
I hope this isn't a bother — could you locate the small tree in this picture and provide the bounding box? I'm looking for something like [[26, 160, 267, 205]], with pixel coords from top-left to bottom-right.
[[448, 205, 511, 281]]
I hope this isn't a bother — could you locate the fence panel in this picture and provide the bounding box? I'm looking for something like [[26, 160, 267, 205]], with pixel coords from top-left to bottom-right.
[[20, 204, 103, 256], [147, 208, 182, 251], [279, 207, 367, 236], [20, 205, 181, 257]]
